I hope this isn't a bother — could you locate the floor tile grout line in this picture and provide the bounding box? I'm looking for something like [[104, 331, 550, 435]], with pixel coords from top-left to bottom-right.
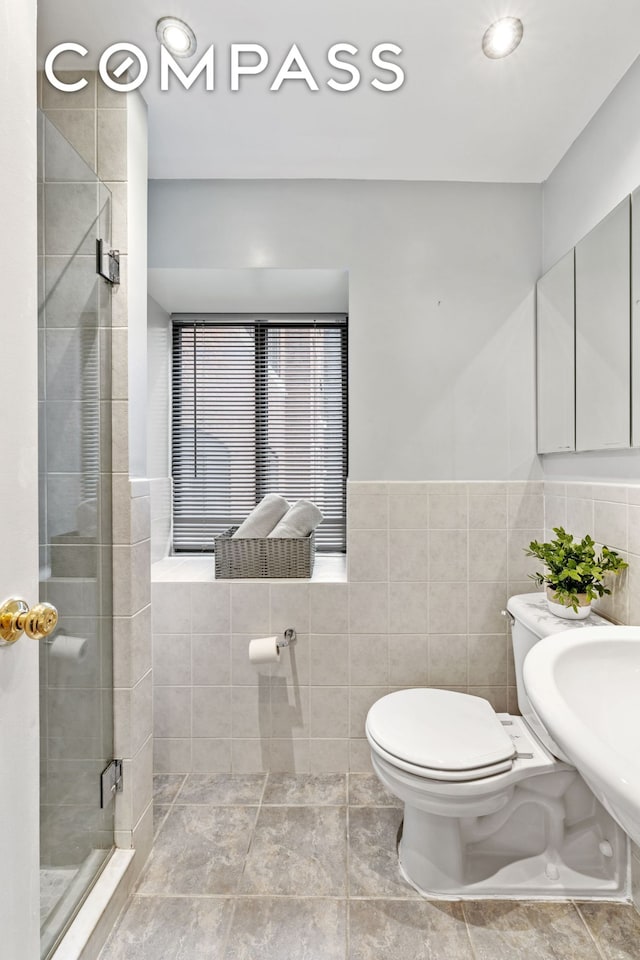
[[238, 804, 261, 874], [152, 806, 170, 840], [346, 800, 351, 902], [571, 900, 608, 960], [345, 896, 350, 960], [151, 772, 188, 842], [156, 801, 262, 808], [130, 892, 441, 900], [169, 772, 188, 803], [235, 773, 268, 889], [345, 777, 351, 958], [138, 774, 189, 896], [459, 901, 481, 960], [258, 770, 269, 811], [117, 888, 640, 903], [163, 800, 384, 807], [219, 895, 239, 959], [257, 770, 269, 808]]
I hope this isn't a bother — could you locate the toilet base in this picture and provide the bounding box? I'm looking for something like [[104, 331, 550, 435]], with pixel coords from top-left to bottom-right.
[[397, 776, 629, 900], [399, 839, 629, 901]]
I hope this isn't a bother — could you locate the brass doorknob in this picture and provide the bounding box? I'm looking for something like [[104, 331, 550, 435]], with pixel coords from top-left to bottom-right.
[[0, 598, 59, 644]]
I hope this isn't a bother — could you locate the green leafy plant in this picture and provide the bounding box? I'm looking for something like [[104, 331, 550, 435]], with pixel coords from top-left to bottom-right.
[[525, 526, 628, 612]]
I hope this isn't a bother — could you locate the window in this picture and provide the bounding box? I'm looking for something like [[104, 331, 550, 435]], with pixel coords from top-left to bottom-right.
[[171, 314, 348, 553]]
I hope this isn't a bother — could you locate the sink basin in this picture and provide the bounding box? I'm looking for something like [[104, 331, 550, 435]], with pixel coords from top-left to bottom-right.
[[523, 625, 640, 847]]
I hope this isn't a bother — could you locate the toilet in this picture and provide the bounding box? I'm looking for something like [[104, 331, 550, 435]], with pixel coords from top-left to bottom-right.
[[366, 592, 629, 899]]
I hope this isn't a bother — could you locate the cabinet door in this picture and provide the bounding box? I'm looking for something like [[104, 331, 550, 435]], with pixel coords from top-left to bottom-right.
[[632, 188, 640, 447], [536, 250, 575, 453], [575, 196, 630, 452]]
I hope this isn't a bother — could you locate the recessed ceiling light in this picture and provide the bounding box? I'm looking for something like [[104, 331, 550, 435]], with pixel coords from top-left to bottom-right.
[[156, 16, 197, 58], [482, 17, 524, 59]]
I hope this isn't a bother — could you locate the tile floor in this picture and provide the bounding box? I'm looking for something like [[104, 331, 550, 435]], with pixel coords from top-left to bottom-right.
[[100, 773, 640, 960]]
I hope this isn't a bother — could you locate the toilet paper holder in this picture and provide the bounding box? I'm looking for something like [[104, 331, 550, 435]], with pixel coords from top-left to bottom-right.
[[277, 628, 297, 649]]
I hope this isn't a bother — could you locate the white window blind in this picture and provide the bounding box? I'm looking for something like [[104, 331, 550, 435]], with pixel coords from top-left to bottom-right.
[[171, 315, 348, 552]]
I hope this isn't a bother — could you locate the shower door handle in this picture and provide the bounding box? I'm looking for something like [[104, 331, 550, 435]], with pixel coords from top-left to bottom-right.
[[0, 598, 59, 644]]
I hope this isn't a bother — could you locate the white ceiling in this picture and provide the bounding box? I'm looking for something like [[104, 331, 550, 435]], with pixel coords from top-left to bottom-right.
[[38, 1, 640, 182]]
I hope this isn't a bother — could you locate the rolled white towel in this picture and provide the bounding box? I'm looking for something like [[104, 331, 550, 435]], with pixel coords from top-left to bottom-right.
[[267, 499, 323, 538], [232, 494, 290, 539]]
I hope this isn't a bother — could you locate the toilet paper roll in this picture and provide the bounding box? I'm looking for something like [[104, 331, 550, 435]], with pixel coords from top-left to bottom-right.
[[49, 635, 88, 663], [248, 636, 280, 665]]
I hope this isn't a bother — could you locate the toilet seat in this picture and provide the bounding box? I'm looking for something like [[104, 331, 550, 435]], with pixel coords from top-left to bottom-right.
[[366, 734, 515, 781], [366, 688, 517, 783]]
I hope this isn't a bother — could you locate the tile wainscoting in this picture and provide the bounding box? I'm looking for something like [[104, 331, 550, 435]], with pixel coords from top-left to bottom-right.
[[151, 480, 547, 776], [544, 481, 640, 625]]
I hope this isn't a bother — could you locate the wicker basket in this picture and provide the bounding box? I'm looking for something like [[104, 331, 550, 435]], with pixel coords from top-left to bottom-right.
[[214, 526, 315, 579]]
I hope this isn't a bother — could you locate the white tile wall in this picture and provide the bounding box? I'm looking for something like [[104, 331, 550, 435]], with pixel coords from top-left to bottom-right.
[[148, 474, 635, 788], [544, 481, 640, 625], [151, 480, 544, 774]]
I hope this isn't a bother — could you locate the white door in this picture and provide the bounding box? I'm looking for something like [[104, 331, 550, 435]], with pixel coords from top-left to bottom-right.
[[0, 0, 40, 957]]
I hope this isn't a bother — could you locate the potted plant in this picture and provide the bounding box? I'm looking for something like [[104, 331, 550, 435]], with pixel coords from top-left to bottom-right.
[[525, 526, 628, 620]]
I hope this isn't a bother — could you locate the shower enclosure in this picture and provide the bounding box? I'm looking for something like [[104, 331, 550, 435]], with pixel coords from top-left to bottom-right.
[[38, 112, 115, 959]]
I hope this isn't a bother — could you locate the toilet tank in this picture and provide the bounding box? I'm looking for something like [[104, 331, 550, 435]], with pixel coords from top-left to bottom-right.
[[506, 593, 608, 757]]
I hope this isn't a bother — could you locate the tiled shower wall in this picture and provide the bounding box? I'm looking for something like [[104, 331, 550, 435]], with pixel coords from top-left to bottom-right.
[[37, 108, 116, 866], [151, 480, 544, 775], [41, 73, 153, 876]]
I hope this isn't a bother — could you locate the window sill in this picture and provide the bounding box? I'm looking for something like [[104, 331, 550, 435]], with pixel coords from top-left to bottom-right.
[[151, 553, 347, 584]]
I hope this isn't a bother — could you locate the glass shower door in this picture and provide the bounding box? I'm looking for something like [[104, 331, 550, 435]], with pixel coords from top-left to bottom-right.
[[38, 112, 115, 960]]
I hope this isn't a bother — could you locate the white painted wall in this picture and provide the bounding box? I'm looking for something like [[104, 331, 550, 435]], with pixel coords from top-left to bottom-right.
[[149, 179, 542, 481], [0, 0, 40, 955], [147, 297, 172, 562], [148, 268, 348, 315], [147, 296, 171, 480], [127, 92, 149, 478], [542, 54, 640, 481], [543, 55, 640, 272]]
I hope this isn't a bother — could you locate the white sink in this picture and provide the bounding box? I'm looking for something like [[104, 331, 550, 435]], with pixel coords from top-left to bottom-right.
[[523, 625, 640, 847]]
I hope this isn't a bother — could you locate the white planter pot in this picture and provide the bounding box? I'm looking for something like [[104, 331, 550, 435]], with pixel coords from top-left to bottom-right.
[[546, 586, 591, 620]]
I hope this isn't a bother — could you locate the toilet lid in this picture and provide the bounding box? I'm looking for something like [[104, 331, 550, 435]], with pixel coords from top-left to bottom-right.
[[366, 689, 516, 772]]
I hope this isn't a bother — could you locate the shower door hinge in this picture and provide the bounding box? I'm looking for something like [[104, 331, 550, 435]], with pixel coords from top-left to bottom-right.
[[100, 758, 124, 808], [96, 239, 120, 285]]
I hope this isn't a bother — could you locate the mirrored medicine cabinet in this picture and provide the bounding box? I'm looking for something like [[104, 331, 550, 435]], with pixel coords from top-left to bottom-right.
[[536, 192, 638, 454]]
